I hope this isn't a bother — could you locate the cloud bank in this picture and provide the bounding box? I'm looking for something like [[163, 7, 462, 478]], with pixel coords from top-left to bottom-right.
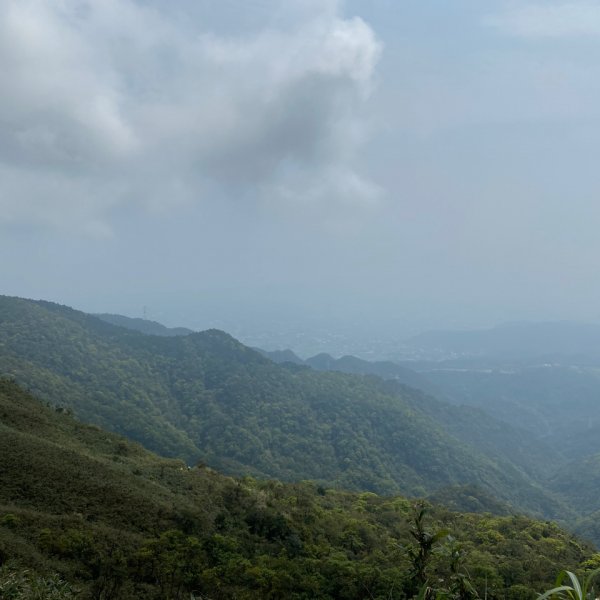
[[0, 0, 381, 233]]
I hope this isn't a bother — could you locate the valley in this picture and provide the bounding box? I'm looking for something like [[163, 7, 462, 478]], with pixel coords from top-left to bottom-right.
[[2, 296, 600, 598]]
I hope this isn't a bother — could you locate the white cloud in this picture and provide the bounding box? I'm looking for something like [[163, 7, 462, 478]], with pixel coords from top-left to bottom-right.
[[486, 3, 600, 38], [0, 0, 381, 232]]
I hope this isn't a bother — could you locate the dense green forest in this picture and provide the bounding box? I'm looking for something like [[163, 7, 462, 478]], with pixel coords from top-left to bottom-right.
[[423, 366, 600, 458], [0, 296, 567, 521], [1, 379, 598, 599]]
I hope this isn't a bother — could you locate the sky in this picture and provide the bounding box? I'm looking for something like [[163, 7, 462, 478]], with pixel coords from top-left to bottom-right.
[[3, 0, 600, 349]]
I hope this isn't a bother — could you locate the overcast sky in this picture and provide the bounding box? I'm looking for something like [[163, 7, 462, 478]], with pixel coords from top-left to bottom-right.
[[3, 0, 600, 344]]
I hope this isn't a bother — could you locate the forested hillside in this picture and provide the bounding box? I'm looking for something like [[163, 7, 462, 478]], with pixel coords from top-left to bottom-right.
[[91, 312, 570, 481], [255, 335, 600, 540], [424, 366, 600, 458], [0, 379, 596, 600], [0, 296, 565, 518], [256, 348, 563, 479]]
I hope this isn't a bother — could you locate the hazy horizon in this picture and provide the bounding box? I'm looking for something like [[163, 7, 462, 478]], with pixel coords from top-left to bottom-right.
[[4, 1, 600, 343]]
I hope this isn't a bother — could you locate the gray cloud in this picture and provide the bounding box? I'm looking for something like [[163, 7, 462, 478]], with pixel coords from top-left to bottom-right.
[[0, 0, 381, 232], [7, 1, 600, 336]]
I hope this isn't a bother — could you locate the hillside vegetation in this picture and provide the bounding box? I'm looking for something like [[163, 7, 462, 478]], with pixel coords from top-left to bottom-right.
[[0, 296, 568, 520], [0, 379, 597, 599]]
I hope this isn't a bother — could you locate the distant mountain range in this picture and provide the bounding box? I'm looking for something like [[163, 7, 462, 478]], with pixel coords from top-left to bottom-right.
[[6, 297, 600, 545], [90, 307, 600, 531], [92, 309, 568, 498], [96, 312, 600, 365], [256, 348, 437, 393], [97, 309, 600, 463], [0, 296, 571, 521], [94, 314, 436, 392]]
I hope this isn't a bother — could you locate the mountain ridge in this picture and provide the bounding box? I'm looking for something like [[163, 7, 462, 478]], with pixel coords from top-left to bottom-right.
[[95, 313, 195, 337], [0, 295, 567, 519]]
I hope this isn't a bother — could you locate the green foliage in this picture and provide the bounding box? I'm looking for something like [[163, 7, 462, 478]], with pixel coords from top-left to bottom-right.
[[0, 566, 76, 599], [406, 503, 450, 595], [440, 537, 481, 600], [0, 296, 569, 520], [0, 380, 594, 599], [137, 530, 204, 599], [404, 506, 479, 600], [538, 569, 600, 600]]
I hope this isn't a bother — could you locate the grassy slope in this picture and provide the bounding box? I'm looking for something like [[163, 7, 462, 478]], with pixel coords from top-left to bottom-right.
[[0, 379, 596, 599]]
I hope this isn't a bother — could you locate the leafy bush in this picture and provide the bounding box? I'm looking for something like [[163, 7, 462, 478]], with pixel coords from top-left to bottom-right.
[[0, 567, 76, 600]]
